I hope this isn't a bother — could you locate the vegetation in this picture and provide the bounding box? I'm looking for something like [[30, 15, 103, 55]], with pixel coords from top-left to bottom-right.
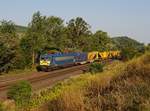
[[7, 81, 32, 108], [6, 53, 147, 111], [89, 62, 104, 74], [112, 36, 145, 60], [0, 20, 23, 73], [15, 25, 27, 33], [44, 53, 149, 111], [1, 53, 149, 111], [0, 11, 145, 74], [0, 102, 3, 111], [145, 43, 150, 52]]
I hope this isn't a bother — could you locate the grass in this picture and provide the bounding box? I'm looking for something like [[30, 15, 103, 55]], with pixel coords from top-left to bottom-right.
[[29, 74, 93, 109], [0, 68, 36, 78]]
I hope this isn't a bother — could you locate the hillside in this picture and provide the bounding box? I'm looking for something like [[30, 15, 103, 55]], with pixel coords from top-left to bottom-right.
[[0, 25, 27, 33], [15, 25, 27, 33], [46, 53, 149, 111], [45, 53, 150, 111], [112, 36, 144, 50]]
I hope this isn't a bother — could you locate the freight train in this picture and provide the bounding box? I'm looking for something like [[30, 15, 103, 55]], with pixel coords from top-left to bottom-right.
[[37, 51, 121, 71]]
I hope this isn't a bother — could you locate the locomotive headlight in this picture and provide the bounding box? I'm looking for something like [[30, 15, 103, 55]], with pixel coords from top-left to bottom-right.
[[40, 60, 50, 66]]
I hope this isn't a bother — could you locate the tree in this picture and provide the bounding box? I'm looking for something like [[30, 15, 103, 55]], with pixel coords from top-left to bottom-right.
[[20, 37, 33, 67], [21, 12, 67, 65], [43, 16, 65, 49], [91, 30, 113, 51], [0, 20, 21, 73], [66, 17, 91, 50], [0, 20, 16, 35], [21, 11, 46, 65]]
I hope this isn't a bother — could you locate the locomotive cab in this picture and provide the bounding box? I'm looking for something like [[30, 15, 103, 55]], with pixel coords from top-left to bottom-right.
[[36, 55, 52, 72], [40, 55, 51, 66]]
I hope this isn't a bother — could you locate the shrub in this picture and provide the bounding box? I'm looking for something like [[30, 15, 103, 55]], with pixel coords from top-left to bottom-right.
[[89, 62, 104, 74], [7, 80, 32, 108], [85, 53, 150, 111], [0, 102, 3, 111]]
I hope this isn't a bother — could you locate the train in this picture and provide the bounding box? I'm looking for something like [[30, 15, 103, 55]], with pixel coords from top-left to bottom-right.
[[36, 51, 121, 72]]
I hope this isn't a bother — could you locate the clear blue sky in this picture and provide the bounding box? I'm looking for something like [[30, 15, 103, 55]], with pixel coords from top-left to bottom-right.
[[0, 0, 150, 44]]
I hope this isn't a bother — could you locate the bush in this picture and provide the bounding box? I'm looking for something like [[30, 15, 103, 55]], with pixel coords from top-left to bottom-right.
[[0, 102, 3, 111], [89, 62, 104, 74], [7, 80, 32, 108], [85, 53, 150, 111]]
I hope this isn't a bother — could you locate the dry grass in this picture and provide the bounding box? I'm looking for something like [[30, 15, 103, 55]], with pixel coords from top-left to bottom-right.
[[0, 100, 16, 111], [48, 53, 150, 111], [48, 87, 85, 111]]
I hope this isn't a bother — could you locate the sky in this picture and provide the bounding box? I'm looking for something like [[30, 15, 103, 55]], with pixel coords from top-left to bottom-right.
[[0, 0, 150, 44]]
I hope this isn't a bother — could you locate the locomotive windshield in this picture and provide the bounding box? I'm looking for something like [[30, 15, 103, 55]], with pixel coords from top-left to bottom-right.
[[40, 55, 51, 66]]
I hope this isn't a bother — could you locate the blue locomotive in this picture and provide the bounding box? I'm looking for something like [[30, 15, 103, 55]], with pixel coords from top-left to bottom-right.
[[37, 52, 87, 71]]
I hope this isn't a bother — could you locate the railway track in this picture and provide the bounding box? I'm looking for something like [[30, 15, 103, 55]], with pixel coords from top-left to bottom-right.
[[0, 59, 114, 100], [0, 64, 89, 100]]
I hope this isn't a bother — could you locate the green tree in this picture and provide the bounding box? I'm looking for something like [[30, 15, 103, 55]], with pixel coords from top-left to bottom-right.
[[66, 17, 91, 51], [91, 30, 113, 51], [43, 16, 65, 49], [0, 20, 16, 35], [0, 20, 21, 73], [21, 12, 67, 65], [20, 37, 33, 67], [21, 11, 46, 65], [0, 35, 23, 73]]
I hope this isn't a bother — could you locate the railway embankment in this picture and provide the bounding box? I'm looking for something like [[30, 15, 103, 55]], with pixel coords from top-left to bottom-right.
[[37, 53, 150, 111], [1, 53, 150, 111]]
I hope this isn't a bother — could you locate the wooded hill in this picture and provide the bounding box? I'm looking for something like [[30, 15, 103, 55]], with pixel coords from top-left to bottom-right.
[[15, 25, 27, 33]]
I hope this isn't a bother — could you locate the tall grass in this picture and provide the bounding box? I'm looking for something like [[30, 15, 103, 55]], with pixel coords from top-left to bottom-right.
[[48, 53, 150, 111]]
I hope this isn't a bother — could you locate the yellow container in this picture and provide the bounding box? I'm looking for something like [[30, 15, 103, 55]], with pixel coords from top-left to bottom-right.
[[99, 51, 110, 59], [87, 51, 99, 62]]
